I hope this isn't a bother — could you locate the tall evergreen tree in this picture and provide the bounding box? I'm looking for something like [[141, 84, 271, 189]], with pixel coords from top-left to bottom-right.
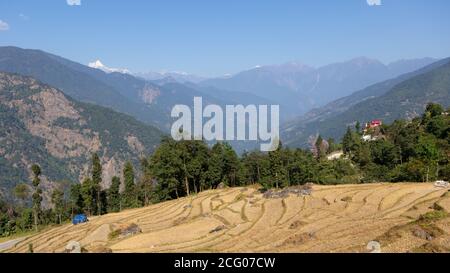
[[81, 178, 95, 216], [69, 184, 83, 217], [268, 141, 287, 189], [138, 158, 153, 206], [31, 164, 42, 231], [91, 153, 102, 215], [108, 176, 121, 212], [342, 127, 353, 155], [123, 162, 137, 208]]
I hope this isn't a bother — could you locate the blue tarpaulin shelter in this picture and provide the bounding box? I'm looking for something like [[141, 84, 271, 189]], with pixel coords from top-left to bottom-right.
[[72, 214, 88, 225]]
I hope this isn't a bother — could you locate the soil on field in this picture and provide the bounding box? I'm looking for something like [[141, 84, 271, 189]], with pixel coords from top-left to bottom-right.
[[5, 183, 450, 253]]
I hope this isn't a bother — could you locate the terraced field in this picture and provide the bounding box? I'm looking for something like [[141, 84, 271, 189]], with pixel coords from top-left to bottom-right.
[[4, 183, 450, 253]]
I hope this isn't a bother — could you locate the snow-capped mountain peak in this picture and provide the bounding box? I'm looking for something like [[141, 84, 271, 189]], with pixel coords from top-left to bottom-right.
[[88, 59, 131, 74]]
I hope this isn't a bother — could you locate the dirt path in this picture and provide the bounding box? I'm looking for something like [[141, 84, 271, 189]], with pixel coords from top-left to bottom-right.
[[0, 238, 25, 252]]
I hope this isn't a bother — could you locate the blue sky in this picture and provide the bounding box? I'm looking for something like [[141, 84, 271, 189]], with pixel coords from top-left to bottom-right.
[[0, 0, 450, 77]]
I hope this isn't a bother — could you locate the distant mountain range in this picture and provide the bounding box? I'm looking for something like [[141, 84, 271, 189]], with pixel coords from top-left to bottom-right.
[[0, 72, 163, 200], [200, 57, 438, 119], [135, 71, 206, 84], [87, 59, 206, 84], [0, 47, 272, 133], [0, 46, 446, 154], [1, 46, 437, 126], [282, 58, 450, 147]]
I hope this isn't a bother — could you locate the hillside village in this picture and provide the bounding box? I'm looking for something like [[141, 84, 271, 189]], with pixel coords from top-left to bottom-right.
[[326, 119, 384, 160]]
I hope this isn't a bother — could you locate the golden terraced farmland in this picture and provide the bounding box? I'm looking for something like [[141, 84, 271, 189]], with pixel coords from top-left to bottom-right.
[[4, 183, 450, 253]]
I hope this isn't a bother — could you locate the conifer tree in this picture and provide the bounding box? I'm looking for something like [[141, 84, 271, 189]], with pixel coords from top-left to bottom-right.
[[342, 127, 354, 155], [108, 176, 121, 212], [81, 178, 94, 216], [123, 162, 136, 208], [268, 141, 287, 189], [91, 153, 102, 215], [31, 164, 42, 231], [138, 158, 153, 206], [69, 184, 83, 217]]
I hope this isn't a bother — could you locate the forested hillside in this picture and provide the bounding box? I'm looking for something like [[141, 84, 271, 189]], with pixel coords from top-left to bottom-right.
[[0, 72, 163, 202]]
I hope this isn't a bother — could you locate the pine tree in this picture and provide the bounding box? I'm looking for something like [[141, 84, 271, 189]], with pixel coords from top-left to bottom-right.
[[31, 164, 42, 231], [108, 176, 121, 212], [91, 153, 102, 215], [81, 178, 94, 216], [69, 184, 83, 218], [99, 190, 108, 215], [342, 127, 353, 155], [123, 162, 136, 208], [268, 141, 287, 189]]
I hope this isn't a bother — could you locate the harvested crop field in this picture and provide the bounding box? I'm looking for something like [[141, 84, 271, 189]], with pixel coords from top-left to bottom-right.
[[4, 183, 450, 253]]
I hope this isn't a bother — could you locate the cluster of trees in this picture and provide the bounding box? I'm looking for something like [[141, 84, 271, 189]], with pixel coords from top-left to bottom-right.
[[1, 165, 50, 236], [67, 155, 144, 217], [1, 103, 449, 237], [0, 154, 142, 236], [144, 137, 356, 200]]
